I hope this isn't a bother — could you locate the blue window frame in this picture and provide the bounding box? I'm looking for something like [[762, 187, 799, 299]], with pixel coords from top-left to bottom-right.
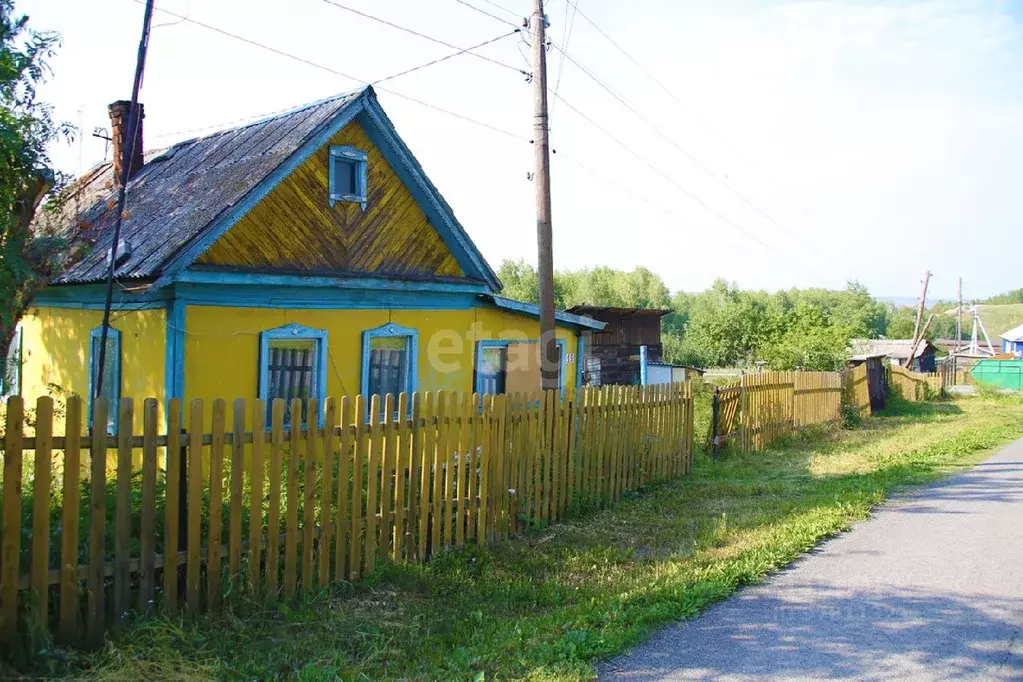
[[1, 326, 22, 399], [361, 323, 418, 414], [88, 326, 121, 434], [329, 145, 368, 209], [473, 339, 567, 396], [259, 323, 328, 427]]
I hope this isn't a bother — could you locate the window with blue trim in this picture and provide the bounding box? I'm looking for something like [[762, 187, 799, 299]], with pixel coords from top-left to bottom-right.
[[361, 323, 418, 414], [89, 326, 121, 433], [1, 326, 22, 399], [329, 145, 368, 209], [473, 339, 566, 395], [259, 324, 328, 426]]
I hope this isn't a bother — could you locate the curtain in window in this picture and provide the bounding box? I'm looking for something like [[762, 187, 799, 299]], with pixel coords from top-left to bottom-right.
[[477, 346, 508, 396], [368, 335, 408, 402], [90, 334, 118, 432], [267, 338, 317, 424]]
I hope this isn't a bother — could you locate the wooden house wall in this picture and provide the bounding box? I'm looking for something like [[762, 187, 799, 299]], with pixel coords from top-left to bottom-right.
[[196, 121, 465, 279], [588, 313, 662, 347], [184, 304, 579, 430], [16, 306, 167, 432]]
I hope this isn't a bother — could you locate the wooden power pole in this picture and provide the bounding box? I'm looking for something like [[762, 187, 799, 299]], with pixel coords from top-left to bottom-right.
[[911, 270, 931, 344], [955, 277, 963, 353], [532, 0, 558, 391]]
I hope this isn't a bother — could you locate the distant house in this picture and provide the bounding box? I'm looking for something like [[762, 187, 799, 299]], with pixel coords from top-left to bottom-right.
[[1000, 323, 1023, 356], [565, 306, 698, 386], [849, 339, 937, 373]]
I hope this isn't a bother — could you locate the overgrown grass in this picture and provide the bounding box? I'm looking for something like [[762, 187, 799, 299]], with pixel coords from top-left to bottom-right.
[[20, 394, 1023, 680]]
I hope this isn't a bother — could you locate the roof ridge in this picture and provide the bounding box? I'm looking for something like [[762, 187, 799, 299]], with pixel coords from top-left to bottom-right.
[[163, 86, 370, 149]]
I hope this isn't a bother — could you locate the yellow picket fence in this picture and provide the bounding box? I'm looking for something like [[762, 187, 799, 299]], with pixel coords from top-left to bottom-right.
[[712, 371, 845, 454], [889, 365, 941, 402], [845, 363, 872, 414], [0, 383, 693, 646]]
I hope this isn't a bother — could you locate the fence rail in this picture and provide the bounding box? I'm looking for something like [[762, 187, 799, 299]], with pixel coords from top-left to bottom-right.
[[0, 383, 693, 646], [711, 371, 845, 454], [889, 365, 941, 401]]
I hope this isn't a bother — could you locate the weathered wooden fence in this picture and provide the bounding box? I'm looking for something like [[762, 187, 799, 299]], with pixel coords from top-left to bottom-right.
[[845, 364, 872, 415], [889, 365, 941, 402], [711, 371, 845, 454], [0, 383, 693, 646]]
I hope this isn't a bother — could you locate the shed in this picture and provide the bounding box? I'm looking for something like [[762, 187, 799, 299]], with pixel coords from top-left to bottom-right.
[[1000, 323, 1023, 356], [566, 306, 671, 386], [849, 339, 937, 373]]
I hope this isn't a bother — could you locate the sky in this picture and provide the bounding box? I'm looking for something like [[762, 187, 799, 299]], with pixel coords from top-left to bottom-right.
[[18, 0, 1023, 301]]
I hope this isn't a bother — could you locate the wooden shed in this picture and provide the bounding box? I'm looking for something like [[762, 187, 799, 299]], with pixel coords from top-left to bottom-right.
[[566, 306, 670, 386]]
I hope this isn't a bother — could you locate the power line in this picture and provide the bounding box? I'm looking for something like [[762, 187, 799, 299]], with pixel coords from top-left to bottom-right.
[[549, 0, 579, 122], [141, 2, 529, 143], [553, 149, 752, 261], [321, 0, 528, 77], [453, 0, 522, 28], [374, 30, 520, 85], [561, 0, 809, 208], [550, 41, 826, 260], [98, 0, 155, 400], [552, 91, 827, 277]]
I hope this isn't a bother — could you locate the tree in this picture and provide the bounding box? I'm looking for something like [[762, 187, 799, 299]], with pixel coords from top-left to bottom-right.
[[0, 1, 74, 387]]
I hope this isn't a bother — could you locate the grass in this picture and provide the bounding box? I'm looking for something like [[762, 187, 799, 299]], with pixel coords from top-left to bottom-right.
[[21, 393, 1023, 680], [976, 303, 1023, 339]]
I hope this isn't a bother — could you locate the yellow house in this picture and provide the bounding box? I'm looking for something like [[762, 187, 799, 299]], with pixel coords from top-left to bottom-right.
[[18, 87, 603, 432]]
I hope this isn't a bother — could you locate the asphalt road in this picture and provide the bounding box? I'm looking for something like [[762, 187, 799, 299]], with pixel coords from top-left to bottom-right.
[[600, 438, 1023, 681]]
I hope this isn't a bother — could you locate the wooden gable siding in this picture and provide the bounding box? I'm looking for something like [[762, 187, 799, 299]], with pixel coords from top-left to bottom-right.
[[196, 121, 464, 278]]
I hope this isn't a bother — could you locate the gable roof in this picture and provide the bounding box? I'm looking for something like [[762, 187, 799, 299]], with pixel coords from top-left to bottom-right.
[[1001, 322, 1023, 342], [849, 338, 935, 361], [42, 87, 501, 291]]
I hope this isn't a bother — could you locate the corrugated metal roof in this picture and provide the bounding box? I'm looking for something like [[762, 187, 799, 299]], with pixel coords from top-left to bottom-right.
[[483, 296, 607, 331], [1001, 322, 1023, 342], [849, 338, 934, 361], [40, 90, 364, 284], [565, 305, 671, 318]]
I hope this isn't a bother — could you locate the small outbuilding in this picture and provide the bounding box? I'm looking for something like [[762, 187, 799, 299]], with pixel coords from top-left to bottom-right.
[[849, 339, 937, 373], [1000, 323, 1023, 356], [566, 306, 694, 386]]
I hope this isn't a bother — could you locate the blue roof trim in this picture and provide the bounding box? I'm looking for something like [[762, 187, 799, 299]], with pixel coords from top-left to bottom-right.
[[151, 91, 369, 289], [149, 86, 502, 293], [482, 295, 607, 331], [34, 284, 170, 310], [359, 93, 502, 292], [174, 269, 490, 293]]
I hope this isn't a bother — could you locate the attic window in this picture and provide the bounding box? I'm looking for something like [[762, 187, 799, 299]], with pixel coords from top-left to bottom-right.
[[329, 145, 367, 210]]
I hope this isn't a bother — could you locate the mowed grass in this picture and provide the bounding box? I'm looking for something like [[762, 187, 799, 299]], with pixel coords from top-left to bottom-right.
[[35, 395, 1023, 680], [976, 303, 1023, 339]]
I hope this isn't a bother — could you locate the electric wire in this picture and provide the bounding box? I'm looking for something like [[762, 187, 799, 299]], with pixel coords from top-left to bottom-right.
[[141, 2, 528, 143], [549, 0, 579, 121], [453, 0, 522, 28], [321, 0, 528, 76], [552, 91, 828, 277], [136, 0, 813, 273], [559, 0, 836, 257], [551, 41, 828, 260]]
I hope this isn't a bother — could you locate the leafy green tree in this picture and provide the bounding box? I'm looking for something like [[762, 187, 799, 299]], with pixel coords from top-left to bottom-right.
[[980, 289, 1023, 305], [496, 259, 539, 304], [0, 1, 73, 386]]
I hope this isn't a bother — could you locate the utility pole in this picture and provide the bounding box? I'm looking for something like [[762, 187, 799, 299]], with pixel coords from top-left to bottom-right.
[[911, 270, 931, 345], [532, 0, 558, 391], [95, 0, 155, 404], [955, 277, 963, 353]]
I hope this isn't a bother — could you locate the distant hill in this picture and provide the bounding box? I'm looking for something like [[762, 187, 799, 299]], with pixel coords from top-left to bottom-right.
[[876, 296, 953, 308], [976, 304, 1023, 340]]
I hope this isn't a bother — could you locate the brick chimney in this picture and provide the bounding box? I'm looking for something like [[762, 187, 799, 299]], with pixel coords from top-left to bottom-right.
[[108, 100, 145, 186]]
